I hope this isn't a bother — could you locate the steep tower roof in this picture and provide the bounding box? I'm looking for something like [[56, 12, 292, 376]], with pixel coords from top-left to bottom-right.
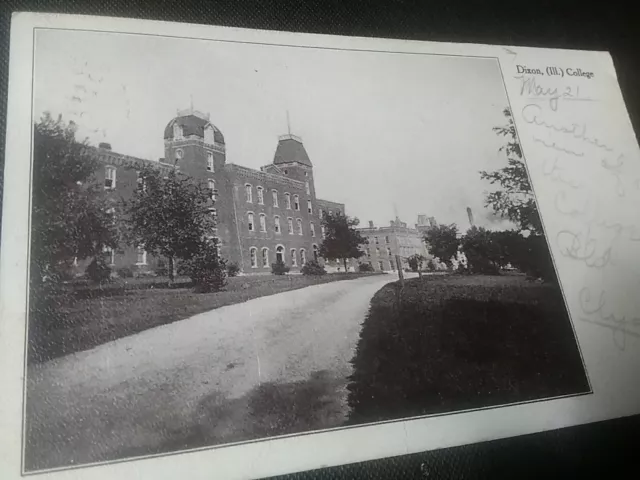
[[273, 134, 312, 167], [163, 109, 225, 144]]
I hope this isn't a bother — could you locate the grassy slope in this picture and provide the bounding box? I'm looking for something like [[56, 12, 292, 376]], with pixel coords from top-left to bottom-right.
[[30, 273, 378, 363], [347, 274, 590, 424]]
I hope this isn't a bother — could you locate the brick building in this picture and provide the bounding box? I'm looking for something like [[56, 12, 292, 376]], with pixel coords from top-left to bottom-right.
[[81, 107, 345, 275], [358, 217, 431, 272]]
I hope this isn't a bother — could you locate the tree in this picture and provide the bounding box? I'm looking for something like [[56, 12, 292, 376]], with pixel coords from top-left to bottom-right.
[[179, 240, 227, 292], [319, 212, 367, 272], [423, 224, 459, 268], [407, 254, 426, 278], [31, 113, 119, 283], [123, 166, 216, 281], [460, 226, 501, 275], [480, 107, 542, 236]]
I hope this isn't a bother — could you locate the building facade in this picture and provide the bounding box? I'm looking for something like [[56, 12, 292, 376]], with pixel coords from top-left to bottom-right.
[[357, 217, 431, 272], [79, 108, 345, 275]]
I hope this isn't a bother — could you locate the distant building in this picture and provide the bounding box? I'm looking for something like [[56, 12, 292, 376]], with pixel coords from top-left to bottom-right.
[[77, 107, 345, 275], [357, 217, 430, 272]]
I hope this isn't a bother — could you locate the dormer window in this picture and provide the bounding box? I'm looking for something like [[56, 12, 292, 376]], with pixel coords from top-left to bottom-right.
[[173, 123, 183, 140], [204, 125, 215, 144]]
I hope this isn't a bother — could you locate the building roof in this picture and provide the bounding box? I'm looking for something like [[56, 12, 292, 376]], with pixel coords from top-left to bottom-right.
[[163, 114, 225, 144], [273, 135, 312, 167]]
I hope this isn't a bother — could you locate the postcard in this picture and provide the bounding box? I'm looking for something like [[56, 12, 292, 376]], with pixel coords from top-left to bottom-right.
[[1, 12, 639, 480]]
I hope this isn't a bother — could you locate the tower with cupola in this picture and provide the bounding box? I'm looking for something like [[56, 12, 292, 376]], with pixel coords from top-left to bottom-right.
[[271, 133, 316, 201]]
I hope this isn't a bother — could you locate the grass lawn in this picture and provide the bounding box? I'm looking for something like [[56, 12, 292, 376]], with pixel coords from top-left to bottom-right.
[[29, 272, 380, 363], [347, 274, 590, 424]]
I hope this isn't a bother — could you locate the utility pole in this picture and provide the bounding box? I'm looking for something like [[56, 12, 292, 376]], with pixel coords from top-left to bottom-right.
[[396, 254, 404, 286]]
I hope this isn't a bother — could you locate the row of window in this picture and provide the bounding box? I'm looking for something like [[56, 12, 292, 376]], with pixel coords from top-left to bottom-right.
[[244, 184, 325, 216], [368, 236, 391, 245], [247, 213, 324, 237], [249, 245, 319, 268], [366, 247, 393, 258]]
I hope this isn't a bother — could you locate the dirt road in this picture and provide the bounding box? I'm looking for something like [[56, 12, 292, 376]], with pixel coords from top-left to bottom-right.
[[25, 273, 407, 471]]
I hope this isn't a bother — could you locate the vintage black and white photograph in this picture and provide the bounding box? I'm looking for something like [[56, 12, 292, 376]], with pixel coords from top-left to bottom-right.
[[24, 28, 590, 472]]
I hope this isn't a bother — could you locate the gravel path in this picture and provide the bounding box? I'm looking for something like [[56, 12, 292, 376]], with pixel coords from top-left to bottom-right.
[[25, 273, 406, 471]]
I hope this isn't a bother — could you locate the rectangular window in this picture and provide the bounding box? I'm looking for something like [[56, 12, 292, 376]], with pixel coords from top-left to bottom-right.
[[245, 184, 252, 203], [262, 248, 269, 268], [307, 200, 313, 214], [310, 223, 316, 237], [297, 219, 303, 236], [104, 247, 115, 266], [285, 193, 291, 209], [294, 195, 300, 211], [305, 181, 310, 195], [272, 190, 279, 207], [287, 218, 294, 234], [248, 213, 255, 231], [207, 151, 214, 172], [291, 249, 297, 267], [250, 248, 257, 268], [259, 214, 267, 232], [387, 247, 392, 257], [385, 236, 390, 243], [274, 216, 281, 234], [257, 187, 264, 205], [208, 179, 217, 200], [105, 166, 116, 189], [136, 246, 147, 265]]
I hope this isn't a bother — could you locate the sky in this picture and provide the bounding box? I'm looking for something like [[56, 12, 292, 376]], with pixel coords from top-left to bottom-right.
[[34, 29, 515, 230]]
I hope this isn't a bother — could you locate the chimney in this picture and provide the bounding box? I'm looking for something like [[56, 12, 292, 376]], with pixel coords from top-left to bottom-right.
[[368, 220, 374, 228], [467, 207, 475, 227], [98, 142, 112, 150]]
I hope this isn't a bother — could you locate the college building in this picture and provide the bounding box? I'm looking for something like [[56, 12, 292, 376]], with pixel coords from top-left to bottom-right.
[[357, 216, 431, 272], [81, 107, 346, 275]]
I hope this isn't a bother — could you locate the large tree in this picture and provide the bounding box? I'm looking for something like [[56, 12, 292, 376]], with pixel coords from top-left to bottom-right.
[[460, 226, 501, 275], [423, 223, 459, 268], [319, 212, 367, 272], [480, 107, 542, 236], [123, 166, 216, 281], [31, 113, 119, 283]]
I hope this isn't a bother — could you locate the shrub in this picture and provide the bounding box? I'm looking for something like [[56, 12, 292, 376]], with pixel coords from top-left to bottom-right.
[[301, 259, 326, 276], [85, 257, 112, 283], [426, 259, 438, 272], [116, 266, 134, 278], [271, 260, 290, 275], [358, 262, 374, 272], [227, 262, 240, 277], [407, 254, 426, 272], [180, 243, 228, 293]]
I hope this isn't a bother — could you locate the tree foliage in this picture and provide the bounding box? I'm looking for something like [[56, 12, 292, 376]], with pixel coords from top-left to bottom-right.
[[123, 166, 215, 280], [319, 212, 367, 272], [179, 240, 227, 292], [31, 113, 119, 283], [407, 254, 426, 272], [423, 224, 459, 267], [460, 227, 501, 275], [271, 259, 290, 275], [480, 108, 542, 236], [301, 259, 326, 276]]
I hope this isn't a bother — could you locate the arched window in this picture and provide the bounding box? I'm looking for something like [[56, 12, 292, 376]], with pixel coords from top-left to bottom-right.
[[208, 179, 217, 200], [305, 181, 310, 195], [262, 247, 269, 267], [259, 213, 267, 232], [285, 193, 291, 209], [272, 190, 279, 207], [291, 249, 297, 266], [247, 212, 255, 231], [274, 216, 281, 234], [207, 151, 214, 172], [313, 244, 319, 261], [276, 245, 285, 263], [250, 247, 258, 268], [257, 186, 264, 205], [300, 248, 307, 266], [245, 184, 253, 203], [287, 217, 294, 234], [310, 222, 316, 237], [293, 195, 300, 211], [173, 123, 183, 140], [204, 125, 215, 144], [307, 200, 313, 214], [104, 165, 116, 189], [297, 218, 303, 235]]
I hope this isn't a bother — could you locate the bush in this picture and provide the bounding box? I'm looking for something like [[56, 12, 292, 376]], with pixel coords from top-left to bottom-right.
[[407, 254, 426, 272], [271, 260, 290, 275], [180, 243, 228, 293], [358, 263, 374, 272], [301, 259, 326, 276], [227, 262, 240, 277], [426, 259, 438, 271], [117, 266, 134, 278], [85, 257, 112, 283]]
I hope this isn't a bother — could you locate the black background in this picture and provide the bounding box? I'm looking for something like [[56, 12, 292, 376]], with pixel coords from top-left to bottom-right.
[[0, 1, 637, 478]]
